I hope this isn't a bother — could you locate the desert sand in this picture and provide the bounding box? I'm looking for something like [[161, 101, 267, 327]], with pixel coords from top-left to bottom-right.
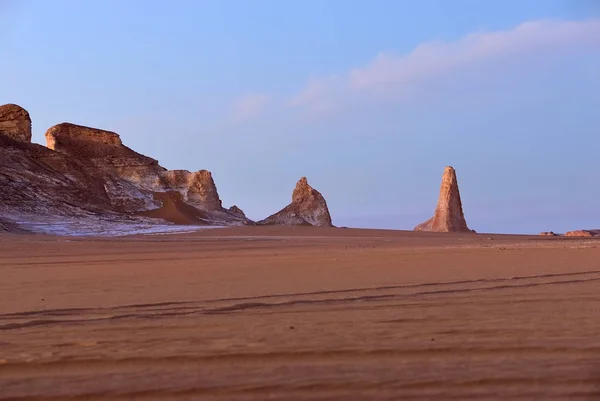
[[2, 226, 600, 400]]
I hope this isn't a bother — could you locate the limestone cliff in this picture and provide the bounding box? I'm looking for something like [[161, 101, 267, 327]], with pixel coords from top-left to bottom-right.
[[44, 122, 240, 220], [0, 131, 113, 224], [415, 166, 473, 233], [159, 170, 222, 212], [0, 105, 252, 232], [45, 123, 160, 170], [45, 123, 163, 211], [258, 177, 333, 227]]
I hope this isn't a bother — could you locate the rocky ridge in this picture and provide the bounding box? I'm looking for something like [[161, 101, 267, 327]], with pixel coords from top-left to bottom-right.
[[2, 103, 596, 237], [44, 123, 228, 214], [0, 128, 112, 221], [258, 177, 333, 227], [0, 104, 254, 233], [415, 166, 474, 233]]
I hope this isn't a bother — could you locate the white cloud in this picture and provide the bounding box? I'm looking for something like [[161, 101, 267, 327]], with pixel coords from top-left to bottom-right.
[[286, 75, 342, 114], [288, 19, 600, 112], [231, 93, 270, 122]]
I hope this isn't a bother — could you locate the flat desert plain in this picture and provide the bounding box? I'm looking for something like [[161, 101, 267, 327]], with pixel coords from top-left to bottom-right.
[[2, 226, 600, 400]]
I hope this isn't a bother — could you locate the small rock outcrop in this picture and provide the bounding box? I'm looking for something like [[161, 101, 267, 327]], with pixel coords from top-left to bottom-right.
[[565, 229, 599, 237], [227, 205, 246, 218], [415, 166, 473, 233], [540, 231, 557, 236], [160, 170, 222, 212], [0, 104, 32, 142], [258, 177, 333, 227]]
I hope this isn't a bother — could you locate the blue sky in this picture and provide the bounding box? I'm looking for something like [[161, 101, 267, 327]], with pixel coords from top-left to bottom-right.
[[1, 0, 599, 234]]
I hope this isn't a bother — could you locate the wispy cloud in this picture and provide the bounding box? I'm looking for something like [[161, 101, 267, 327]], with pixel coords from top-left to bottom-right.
[[288, 19, 600, 112], [286, 75, 343, 114], [231, 93, 270, 122]]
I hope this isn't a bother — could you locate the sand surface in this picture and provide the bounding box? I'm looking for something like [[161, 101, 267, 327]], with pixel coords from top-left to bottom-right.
[[137, 192, 210, 225], [1, 226, 600, 400]]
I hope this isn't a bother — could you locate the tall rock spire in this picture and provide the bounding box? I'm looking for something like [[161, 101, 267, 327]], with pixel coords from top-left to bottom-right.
[[414, 166, 473, 233]]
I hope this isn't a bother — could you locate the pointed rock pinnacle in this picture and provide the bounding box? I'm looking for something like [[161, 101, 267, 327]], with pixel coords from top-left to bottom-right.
[[258, 177, 333, 227], [414, 166, 473, 233]]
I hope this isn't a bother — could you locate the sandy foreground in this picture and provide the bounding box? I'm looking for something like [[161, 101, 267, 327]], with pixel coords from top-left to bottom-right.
[[1, 226, 600, 400]]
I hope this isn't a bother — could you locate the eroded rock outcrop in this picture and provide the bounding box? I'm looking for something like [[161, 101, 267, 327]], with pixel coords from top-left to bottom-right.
[[0, 104, 32, 142], [0, 107, 253, 232], [159, 170, 222, 211], [258, 177, 333, 227], [0, 128, 114, 227], [227, 205, 246, 218], [46, 123, 162, 176], [45, 123, 162, 211], [44, 122, 238, 219], [565, 229, 599, 237], [415, 166, 473, 233]]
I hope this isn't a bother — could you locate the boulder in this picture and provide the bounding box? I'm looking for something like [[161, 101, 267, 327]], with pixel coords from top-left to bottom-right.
[[0, 104, 32, 142], [415, 166, 473, 233]]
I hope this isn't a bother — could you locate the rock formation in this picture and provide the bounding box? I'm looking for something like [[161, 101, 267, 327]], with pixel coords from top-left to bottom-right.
[[227, 205, 246, 218], [159, 170, 222, 211], [539, 231, 557, 236], [565, 229, 599, 237], [44, 122, 244, 221], [0, 104, 32, 142], [0, 127, 113, 224], [45, 123, 158, 167], [414, 166, 473, 233], [258, 177, 333, 227], [0, 104, 252, 232]]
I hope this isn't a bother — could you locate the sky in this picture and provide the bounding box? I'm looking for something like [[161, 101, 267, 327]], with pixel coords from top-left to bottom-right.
[[1, 0, 599, 234]]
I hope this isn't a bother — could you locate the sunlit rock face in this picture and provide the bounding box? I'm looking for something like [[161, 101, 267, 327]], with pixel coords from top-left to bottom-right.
[[414, 166, 474, 233], [0, 107, 254, 233], [0, 104, 32, 143], [44, 122, 235, 216]]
